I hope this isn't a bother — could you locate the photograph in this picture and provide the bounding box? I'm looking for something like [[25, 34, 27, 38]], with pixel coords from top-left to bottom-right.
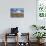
[[10, 8, 24, 18], [1, 0, 46, 46]]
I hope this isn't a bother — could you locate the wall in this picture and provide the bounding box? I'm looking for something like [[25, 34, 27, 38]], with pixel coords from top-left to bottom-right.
[[0, 0, 36, 42]]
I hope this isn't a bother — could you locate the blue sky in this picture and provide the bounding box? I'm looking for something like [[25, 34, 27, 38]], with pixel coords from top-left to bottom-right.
[[11, 8, 24, 12]]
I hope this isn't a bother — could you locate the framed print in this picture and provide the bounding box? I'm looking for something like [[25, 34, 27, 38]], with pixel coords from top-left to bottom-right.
[[10, 8, 24, 18]]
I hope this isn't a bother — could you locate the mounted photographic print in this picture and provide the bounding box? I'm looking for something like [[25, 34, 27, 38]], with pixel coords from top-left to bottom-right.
[[10, 8, 24, 18]]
